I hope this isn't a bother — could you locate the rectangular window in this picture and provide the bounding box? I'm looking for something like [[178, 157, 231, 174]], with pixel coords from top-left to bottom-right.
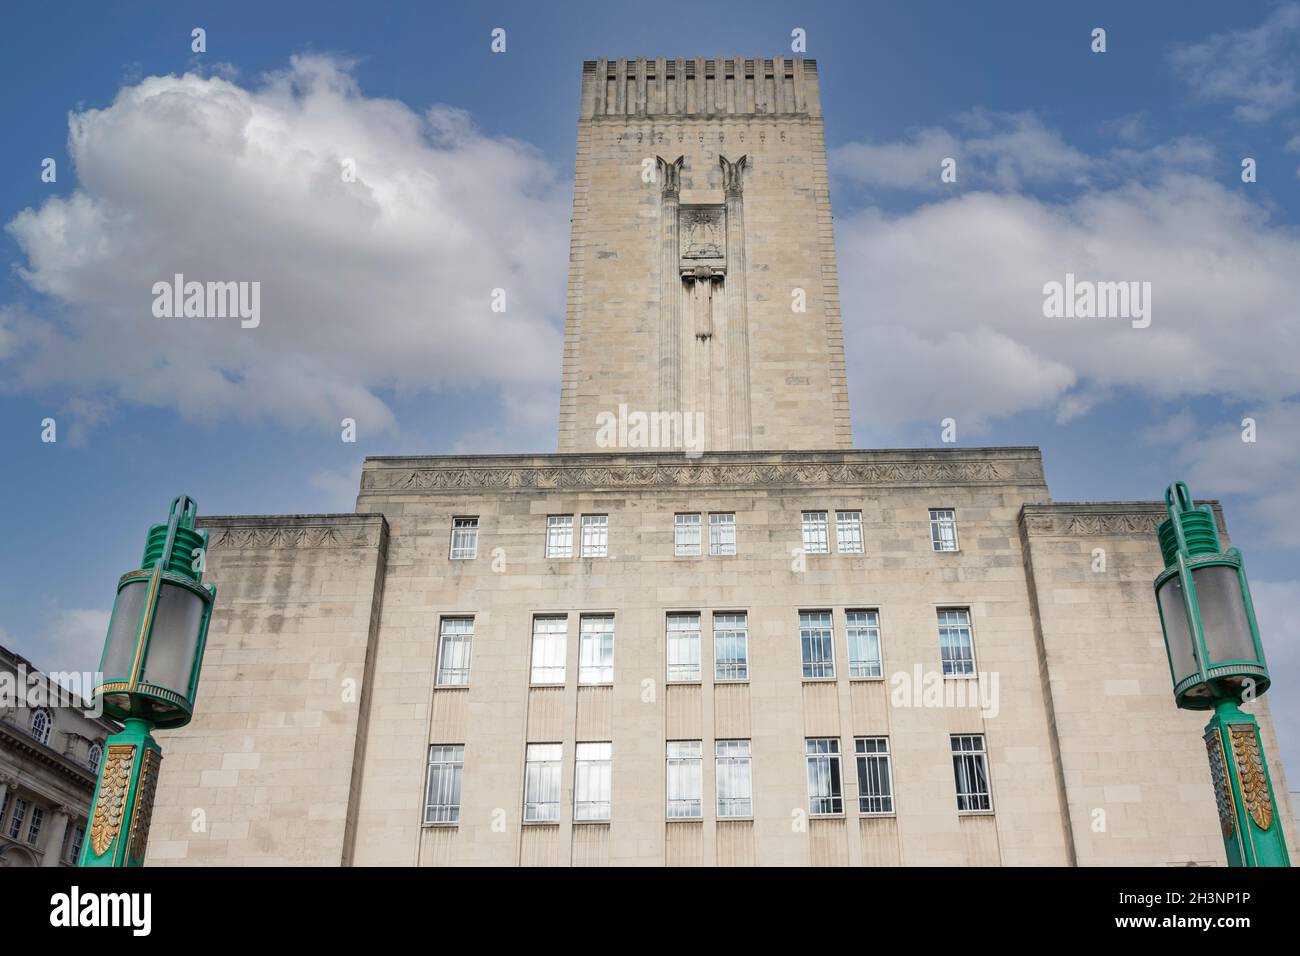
[[424, 745, 464, 824], [578, 615, 614, 684], [836, 510, 864, 554], [952, 735, 992, 812], [530, 616, 567, 685], [546, 515, 574, 558], [6, 798, 25, 839], [449, 517, 478, 560], [574, 742, 612, 822], [68, 825, 85, 863], [930, 508, 959, 552], [799, 610, 835, 678], [713, 612, 749, 681], [674, 513, 702, 557], [805, 738, 843, 815], [715, 740, 753, 818], [666, 741, 703, 819], [26, 805, 43, 845], [523, 743, 562, 822], [846, 609, 882, 678], [435, 617, 474, 687], [666, 613, 701, 682], [709, 512, 736, 556], [801, 511, 829, 554], [938, 608, 975, 677], [855, 737, 894, 814], [580, 514, 608, 558]]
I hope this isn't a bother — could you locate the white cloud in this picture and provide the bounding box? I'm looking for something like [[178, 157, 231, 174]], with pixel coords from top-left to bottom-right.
[[1241, 580, 1300, 784], [836, 172, 1300, 435], [309, 461, 363, 511], [1169, 3, 1300, 122], [3, 56, 569, 439], [831, 110, 1212, 194], [6, 608, 112, 676]]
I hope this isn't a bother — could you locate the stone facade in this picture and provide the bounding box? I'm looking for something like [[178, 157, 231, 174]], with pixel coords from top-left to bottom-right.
[[0, 645, 117, 866], [144, 57, 1298, 867]]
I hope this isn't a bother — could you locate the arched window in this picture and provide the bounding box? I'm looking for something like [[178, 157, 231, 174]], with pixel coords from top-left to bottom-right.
[[87, 741, 103, 772], [28, 708, 51, 746]]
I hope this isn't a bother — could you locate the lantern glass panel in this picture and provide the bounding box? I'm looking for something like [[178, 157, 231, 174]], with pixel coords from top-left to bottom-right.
[[140, 583, 204, 695], [102, 581, 148, 681], [1191, 564, 1256, 666], [1157, 576, 1198, 684]]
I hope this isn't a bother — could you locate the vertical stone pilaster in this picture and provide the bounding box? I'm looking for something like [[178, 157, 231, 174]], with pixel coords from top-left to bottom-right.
[[658, 156, 684, 445], [721, 155, 753, 449]]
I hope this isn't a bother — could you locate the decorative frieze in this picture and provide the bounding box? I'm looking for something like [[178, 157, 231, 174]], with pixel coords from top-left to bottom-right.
[[361, 453, 1042, 495], [200, 517, 386, 551], [1021, 505, 1225, 538]]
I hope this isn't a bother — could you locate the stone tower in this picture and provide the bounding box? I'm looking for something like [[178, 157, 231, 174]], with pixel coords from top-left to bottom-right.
[[557, 57, 852, 453]]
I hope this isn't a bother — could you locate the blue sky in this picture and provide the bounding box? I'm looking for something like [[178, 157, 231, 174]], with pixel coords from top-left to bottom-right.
[[2, 1, 1299, 774]]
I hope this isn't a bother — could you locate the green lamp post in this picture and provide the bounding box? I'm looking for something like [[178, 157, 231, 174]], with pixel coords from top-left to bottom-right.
[[1153, 481, 1289, 867], [80, 495, 217, 867]]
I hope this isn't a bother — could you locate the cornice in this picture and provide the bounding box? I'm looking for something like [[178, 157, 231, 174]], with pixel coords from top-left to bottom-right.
[[199, 514, 388, 551], [1020, 501, 1226, 538]]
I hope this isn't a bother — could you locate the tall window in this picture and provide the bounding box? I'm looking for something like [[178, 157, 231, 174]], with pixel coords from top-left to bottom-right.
[[546, 515, 574, 558], [530, 616, 567, 685], [799, 611, 835, 678], [801, 511, 829, 554], [715, 740, 753, 818], [666, 613, 701, 682], [951, 735, 992, 812], [7, 798, 27, 840], [523, 743, 562, 822], [805, 738, 843, 815], [28, 708, 51, 745], [26, 806, 43, 845], [87, 741, 103, 772], [846, 609, 882, 678], [424, 745, 464, 824], [68, 825, 85, 863], [578, 615, 614, 684], [938, 608, 975, 676], [574, 742, 612, 821], [666, 741, 703, 819], [674, 513, 702, 557], [436, 617, 474, 687], [580, 514, 608, 558], [836, 510, 864, 554], [930, 509, 959, 552], [713, 612, 749, 681], [709, 512, 737, 556], [449, 517, 478, 560], [855, 737, 894, 814]]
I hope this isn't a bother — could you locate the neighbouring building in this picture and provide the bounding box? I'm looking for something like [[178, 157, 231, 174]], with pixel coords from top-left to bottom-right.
[[0, 645, 116, 867], [145, 57, 1298, 866]]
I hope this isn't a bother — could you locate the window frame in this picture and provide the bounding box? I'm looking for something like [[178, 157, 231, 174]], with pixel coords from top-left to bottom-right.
[[666, 740, 703, 820], [666, 612, 702, 683], [28, 708, 51, 746], [929, 508, 960, 552], [449, 516, 479, 560], [423, 744, 465, 826], [937, 607, 976, 678], [8, 798, 28, 840], [801, 510, 830, 555], [804, 737, 844, 817], [712, 611, 749, 682], [854, 736, 895, 815], [545, 514, 575, 559], [951, 734, 994, 814], [674, 513, 702, 557], [573, 741, 613, 823], [87, 741, 103, 772], [799, 610, 836, 680], [715, 739, 754, 819], [580, 514, 609, 559], [529, 615, 568, 686], [835, 510, 864, 554], [708, 512, 737, 556], [434, 616, 475, 687], [522, 743, 563, 824], [578, 614, 614, 685], [846, 608, 883, 679]]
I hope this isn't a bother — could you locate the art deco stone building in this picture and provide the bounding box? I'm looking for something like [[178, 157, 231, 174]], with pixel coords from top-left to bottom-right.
[[146, 57, 1297, 866]]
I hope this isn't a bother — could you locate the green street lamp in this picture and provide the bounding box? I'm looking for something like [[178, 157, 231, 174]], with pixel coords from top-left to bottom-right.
[[80, 495, 217, 867], [1153, 481, 1289, 867]]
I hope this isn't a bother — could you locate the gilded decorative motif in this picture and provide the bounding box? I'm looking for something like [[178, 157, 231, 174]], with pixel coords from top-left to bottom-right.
[[129, 748, 162, 863], [1204, 729, 1235, 839], [89, 744, 135, 856], [1229, 724, 1274, 831]]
